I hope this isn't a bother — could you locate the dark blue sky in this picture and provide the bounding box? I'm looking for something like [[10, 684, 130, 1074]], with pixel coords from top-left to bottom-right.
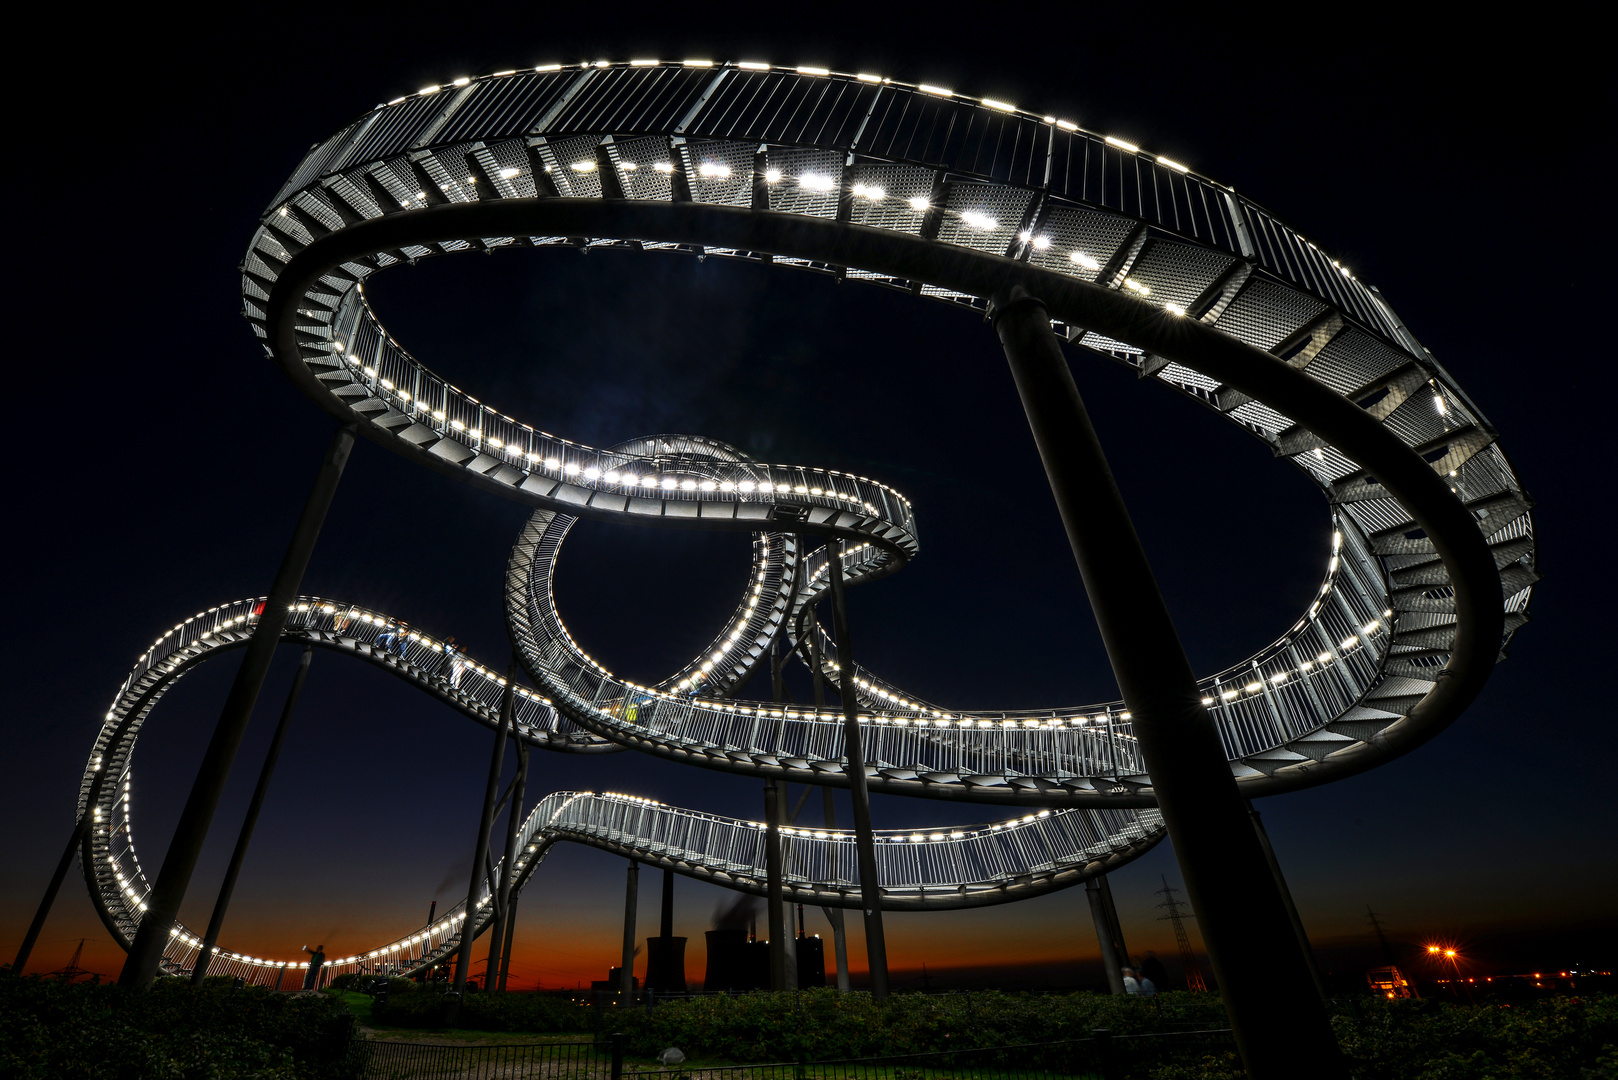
[[4, 6, 1610, 989]]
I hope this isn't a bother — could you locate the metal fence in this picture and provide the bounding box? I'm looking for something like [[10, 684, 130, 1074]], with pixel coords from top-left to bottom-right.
[[359, 1029, 1239, 1080]]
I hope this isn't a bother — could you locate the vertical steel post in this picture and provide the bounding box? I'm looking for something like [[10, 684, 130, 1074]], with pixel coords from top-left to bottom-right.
[[992, 287, 1345, 1076], [1249, 805, 1328, 1000], [1087, 879, 1126, 994], [1097, 874, 1131, 971], [120, 423, 356, 988], [764, 778, 788, 991], [191, 647, 315, 984], [497, 891, 519, 992], [826, 538, 889, 998], [793, 570, 852, 995], [487, 724, 529, 988], [619, 860, 638, 1001], [452, 662, 516, 996]]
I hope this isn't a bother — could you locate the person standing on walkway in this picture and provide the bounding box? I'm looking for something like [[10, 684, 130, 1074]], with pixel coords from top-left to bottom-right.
[[301, 944, 326, 990]]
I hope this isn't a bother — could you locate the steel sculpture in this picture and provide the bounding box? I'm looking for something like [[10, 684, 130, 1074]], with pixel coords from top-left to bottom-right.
[[37, 59, 1532, 1080]]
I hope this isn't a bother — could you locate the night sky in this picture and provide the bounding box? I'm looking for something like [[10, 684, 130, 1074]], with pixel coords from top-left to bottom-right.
[[4, 8, 1610, 993]]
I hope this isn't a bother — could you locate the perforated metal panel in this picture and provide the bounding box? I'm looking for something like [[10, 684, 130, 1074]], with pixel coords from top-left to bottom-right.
[[611, 137, 676, 201], [684, 140, 754, 206], [1026, 205, 1136, 282], [1306, 329, 1411, 396], [436, 71, 575, 142], [1127, 240, 1235, 309], [766, 147, 843, 217], [1215, 279, 1327, 352], [542, 135, 605, 198], [847, 164, 934, 233], [935, 183, 1032, 254]]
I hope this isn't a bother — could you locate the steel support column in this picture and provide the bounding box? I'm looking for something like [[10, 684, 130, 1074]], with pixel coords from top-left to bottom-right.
[[619, 860, 638, 1001], [451, 661, 516, 996], [120, 423, 356, 988], [991, 287, 1344, 1078], [191, 646, 315, 984], [826, 538, 889, 999], [1087, 879, 1126, 994], [1249, 804, 1327, 1000], [1097, 874, 1131, 971], [496, 891, 519, 991], [14, 814, 95, 973], [763, 777, 789, 991], [487, 722, 530, 989], [793, 569, 852, 995]]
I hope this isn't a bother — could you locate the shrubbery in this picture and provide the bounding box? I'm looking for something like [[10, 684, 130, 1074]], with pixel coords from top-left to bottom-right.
[[1334, 994, 1618, 1080], [369, 985, 590, 1033], [617, 989, 1225, 1062], [0, 967, 364, 1079]]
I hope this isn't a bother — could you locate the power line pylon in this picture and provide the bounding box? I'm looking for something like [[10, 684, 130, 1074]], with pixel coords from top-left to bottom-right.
[[1156, 877, 1207, 992], [46, 939, 97, 982]]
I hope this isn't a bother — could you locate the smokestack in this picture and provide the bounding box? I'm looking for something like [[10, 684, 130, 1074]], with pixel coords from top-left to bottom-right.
[[427, 901, 437, 926]]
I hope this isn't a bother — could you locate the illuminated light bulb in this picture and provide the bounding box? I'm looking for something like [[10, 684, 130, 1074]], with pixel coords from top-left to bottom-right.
[[719, 480, 736, 492], [908, 195, 931, 212], [583, 467, 601, 480], [660, 477, 677, 490], [630, 59, 659, 67], [960, 211, 997, 230], [622, 162, 638, 170], [451, 420, 465, 431], [919, 84, 951, 96], [1056, 119, 1078, 130], [1271, 673, 1288, 684], [603, 470, 621, 483], [1340, 637, 1358, 650], [1221, 689, 1239, 700], [1031, 235, 1051, 250], [982, 98, 1015, 111], [698, 162, 732, 178], [419, 85, 442, 95], [797, 65, 831, 76], [570, 161, 596, 172], [1200, 697, 1214, 705], [1070, 251, 1101, 270], [432, 410, 445, 420], [764, 167, 782, 183], [1105, 135, 1140, 153], [1157, 156, 1189, 173], [738, 61, 771, 70], [683, 59, 714, 67], [799, 173, 835, 191], [679, 479, 697, 491], [654, 161, 674, 173], [699, 480, 717, 492], [1164, 302, 1186, 316], [543, 457, 560, 469]]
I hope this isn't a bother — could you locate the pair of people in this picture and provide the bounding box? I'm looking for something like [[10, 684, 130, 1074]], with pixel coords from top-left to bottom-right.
[[1122, 965, 1157, 996], [375, 619, 410, 656], [436, 637, 464, 688]]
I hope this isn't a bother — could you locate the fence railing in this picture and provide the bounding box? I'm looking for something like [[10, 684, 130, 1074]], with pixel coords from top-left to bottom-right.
[[359, 1029, 1239, 1080]]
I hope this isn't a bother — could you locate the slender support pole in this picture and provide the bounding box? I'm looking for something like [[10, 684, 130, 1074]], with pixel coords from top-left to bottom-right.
[[826, 538, 889, 999], [660, 868, 675, 940], [1249, 805, 1328, 1000], [793, 573, 851, 995], [452, 661, 516, 996], [497, 891, 519, 991], [764, 778, 789, 992], [619, 860, 638, 1001], [14, 816, 93, 973], [991, 288, 1344, 1078], [1097, 874, 1131, 971], [487, 726, 529, 989], [191, 647, 315, 984], [1087, 879, 1126, 994], [120, 423, 356, 988]]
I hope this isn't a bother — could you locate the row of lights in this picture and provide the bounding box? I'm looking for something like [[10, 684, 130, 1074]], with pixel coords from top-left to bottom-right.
[[383, 62, 1190, 178], [337, 350, 905, 516]]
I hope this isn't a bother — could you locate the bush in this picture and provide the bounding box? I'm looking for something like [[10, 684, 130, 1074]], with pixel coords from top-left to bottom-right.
[[369, 987, 590, 1033], [1332, 994, 1618, 1080], [0, 966, 364, 1079], [617, 989, 1222, 1062]]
